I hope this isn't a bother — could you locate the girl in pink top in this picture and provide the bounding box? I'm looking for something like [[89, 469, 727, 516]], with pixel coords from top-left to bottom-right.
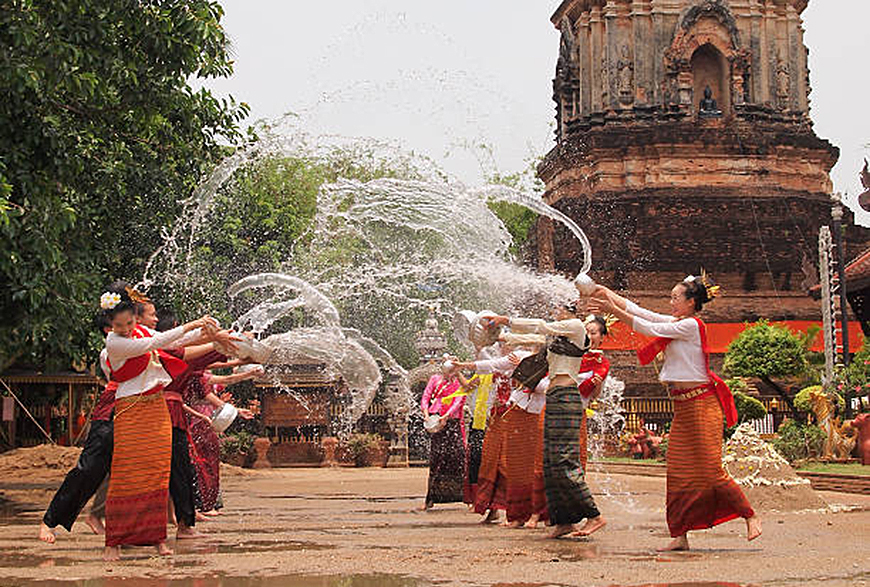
[[420, 369, 466, 510]]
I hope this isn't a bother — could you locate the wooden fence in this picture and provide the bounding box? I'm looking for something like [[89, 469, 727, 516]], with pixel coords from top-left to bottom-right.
[[622, 395, 803, 436]]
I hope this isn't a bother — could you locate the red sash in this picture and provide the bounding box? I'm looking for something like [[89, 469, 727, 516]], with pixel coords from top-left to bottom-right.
[[637, 317, 738, 427], [108, 325, 189, 382]]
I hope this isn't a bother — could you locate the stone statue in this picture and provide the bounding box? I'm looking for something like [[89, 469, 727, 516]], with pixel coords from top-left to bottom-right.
[[776, 57, 790, 108], [698, 85, 721, 117], [618, 45, 634, 105]]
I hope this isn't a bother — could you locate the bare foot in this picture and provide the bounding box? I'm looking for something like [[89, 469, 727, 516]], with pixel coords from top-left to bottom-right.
[[746, 516, 762, 542], [573, 516, 606, 537], [658, 535, 690, 551], [38, 522, 56, 545], [195, 512, 209, 522], [419, 501, 433, 511], [176, 524, 202, 540], [547, 524, 575, 539], [156, 541, 173, 556], [103, 546, 120, 561], [201, 509, 221, 517], [84, 514, 105, 535], [523, 514, 540, 529], [479, 510, 500, 524], [501, 520, 523, 529]]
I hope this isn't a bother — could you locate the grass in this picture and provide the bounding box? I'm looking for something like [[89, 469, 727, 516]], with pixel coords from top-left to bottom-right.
[[797, 462, 870, 476]]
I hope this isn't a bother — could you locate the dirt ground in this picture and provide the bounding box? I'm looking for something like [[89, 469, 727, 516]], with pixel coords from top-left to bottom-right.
[[0, 459, 868, 587]]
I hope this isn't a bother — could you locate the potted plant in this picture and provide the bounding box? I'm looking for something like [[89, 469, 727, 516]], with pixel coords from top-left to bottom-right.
[[221, 430, 255, 467], [345, 433, 385, 467]]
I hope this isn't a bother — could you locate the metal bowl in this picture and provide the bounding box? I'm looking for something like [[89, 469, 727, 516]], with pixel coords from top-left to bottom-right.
[[210, 402, 239, 433], [423, 414, 446, 434]]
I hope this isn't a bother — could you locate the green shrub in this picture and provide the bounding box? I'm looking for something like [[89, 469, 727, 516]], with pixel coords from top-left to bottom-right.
[[345, 433, 382, 459], [657, 436, 668, 462], [221, 430, 255, 460], [771, 419, 826, 464]]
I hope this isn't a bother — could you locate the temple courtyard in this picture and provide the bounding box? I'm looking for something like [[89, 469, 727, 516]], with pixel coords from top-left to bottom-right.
[[0, 463, 867, 587]]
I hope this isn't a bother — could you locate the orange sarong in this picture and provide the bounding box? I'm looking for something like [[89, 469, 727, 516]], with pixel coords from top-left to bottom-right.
[[105, 389, 172, 547], [475, 406, 537, 523], [666, 393, 754, 537]]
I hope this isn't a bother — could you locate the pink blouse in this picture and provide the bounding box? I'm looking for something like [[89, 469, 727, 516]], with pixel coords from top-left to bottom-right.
[[420, 374, 464, 418]]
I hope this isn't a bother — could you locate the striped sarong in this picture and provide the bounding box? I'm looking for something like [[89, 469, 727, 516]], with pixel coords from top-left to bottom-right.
[[474, 407, 537, 523], [543, 385, 599, 525], [105, 390, 172, 547], [531, 409, 548, 521], [667, 393, 755, 537], [426, 418, 466, 504]]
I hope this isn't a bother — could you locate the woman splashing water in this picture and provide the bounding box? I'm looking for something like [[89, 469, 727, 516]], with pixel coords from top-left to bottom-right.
[[591, 273, 761, 551]]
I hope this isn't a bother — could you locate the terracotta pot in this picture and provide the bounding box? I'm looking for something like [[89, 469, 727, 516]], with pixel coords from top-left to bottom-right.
[[252, 437, 272, 469]]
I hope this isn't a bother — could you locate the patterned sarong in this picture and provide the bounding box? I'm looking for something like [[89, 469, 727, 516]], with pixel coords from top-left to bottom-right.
[[543, 385, 600, 525], [105, 390, 171, 547], [426, 418, 466, 504], [531, 409, 548, 521], [464, 428, 485, 504], [188, 401, 221, 511], [474, 407, 537, 523], [667, 393, 754, 537]]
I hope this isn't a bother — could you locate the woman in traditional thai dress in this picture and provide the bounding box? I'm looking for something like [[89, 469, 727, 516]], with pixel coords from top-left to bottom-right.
[[100, 284, 213, 560], [591, 274, 761, 551], [489, 303, 606, 539], [420, 367, 466, 510], [453, 346, 540, 527], [185, 368, 258, 515]]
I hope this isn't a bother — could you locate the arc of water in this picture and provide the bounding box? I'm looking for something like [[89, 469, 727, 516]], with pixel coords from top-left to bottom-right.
[[228, 273, 342, 330], [475, 184, 593, 275]]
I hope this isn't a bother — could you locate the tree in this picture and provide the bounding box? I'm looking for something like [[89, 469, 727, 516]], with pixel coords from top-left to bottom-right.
[[723, 321, 810, 412], [0, 0, 248, 372]]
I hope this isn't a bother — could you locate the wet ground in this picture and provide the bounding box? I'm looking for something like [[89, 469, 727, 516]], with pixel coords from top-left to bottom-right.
[[0, 467, 868, 587]]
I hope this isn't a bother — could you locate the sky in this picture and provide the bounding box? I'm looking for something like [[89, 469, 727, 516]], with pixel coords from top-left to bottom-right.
[[196, 0, 870, 222]]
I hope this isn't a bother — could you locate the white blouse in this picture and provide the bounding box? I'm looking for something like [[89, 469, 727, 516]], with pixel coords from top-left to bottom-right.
[[625, 300, 708, 383], [507, 317, 591, 386], [472, 350, 546, 414], [105, 325, 198, 399]]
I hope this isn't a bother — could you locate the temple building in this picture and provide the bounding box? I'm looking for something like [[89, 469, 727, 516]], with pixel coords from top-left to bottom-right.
[[537, 0, 867, 394]]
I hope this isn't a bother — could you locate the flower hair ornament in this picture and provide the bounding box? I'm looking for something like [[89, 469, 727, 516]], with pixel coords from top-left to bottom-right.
[[585, 313, 618, 328], [125, 286, 150, 304], [100, 292, 122, 310], [684, 269, 721, 300]]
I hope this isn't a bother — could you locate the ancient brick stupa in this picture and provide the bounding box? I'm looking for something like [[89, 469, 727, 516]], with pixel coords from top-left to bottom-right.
[[536, 0, 867, 393]]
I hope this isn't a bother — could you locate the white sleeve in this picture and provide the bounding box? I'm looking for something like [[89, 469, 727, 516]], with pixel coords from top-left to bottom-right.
[[501, 332, 547, 347], [99, 349, 110, 379], [509, 317, 586, 338], [167, 327, 204, 349], [106, 325, 187, 363], [631, 316, 698, 341], [625, 300, 672, 323], [473, 355, 516, 375]]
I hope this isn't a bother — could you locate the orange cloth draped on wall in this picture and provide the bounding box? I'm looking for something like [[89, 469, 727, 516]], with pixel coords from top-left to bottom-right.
[[666, 393, 754, 537]]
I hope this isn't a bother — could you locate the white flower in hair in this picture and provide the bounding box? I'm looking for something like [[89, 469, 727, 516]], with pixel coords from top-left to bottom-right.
[[684, 275, 696, 283], [100, 292, 122, 310]]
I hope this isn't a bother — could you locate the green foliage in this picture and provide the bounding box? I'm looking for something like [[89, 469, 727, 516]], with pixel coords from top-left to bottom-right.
[[734, 391, 767, 422], [771, 419, 826, 464], [487, 201, 538, 256], [724, 321, 809, 380], [345, 432, 383, 458], [0, 0, 247, 372], [220, 430, 255, 460]]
